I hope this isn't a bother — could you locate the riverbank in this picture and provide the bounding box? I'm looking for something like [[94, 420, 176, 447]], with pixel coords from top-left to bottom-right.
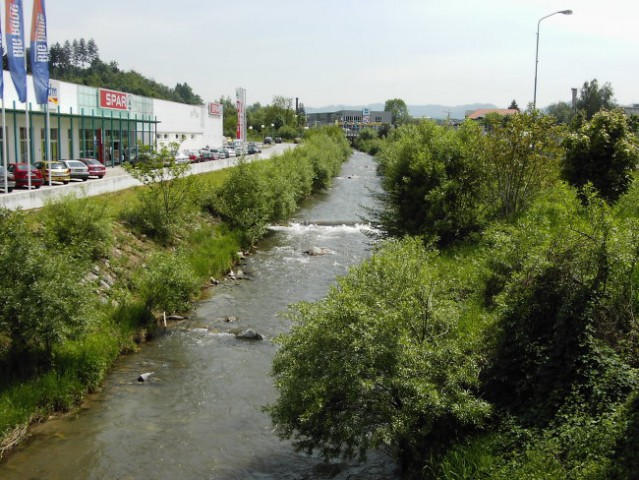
[[0, 128, 351, 461]]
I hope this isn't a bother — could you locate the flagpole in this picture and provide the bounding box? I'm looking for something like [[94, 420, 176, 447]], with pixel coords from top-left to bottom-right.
[[46, 102, 51, 186]]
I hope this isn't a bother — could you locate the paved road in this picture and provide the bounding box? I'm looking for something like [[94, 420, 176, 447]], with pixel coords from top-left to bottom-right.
[[0, 144, 293, 211]]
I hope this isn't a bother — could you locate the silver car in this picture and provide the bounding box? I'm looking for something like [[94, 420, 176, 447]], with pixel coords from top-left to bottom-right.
[[62, 159, 90, 181], [0, 166, 16, 192]]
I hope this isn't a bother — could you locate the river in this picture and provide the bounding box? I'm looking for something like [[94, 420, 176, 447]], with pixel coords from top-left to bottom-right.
[[0, 151, 400, 479]]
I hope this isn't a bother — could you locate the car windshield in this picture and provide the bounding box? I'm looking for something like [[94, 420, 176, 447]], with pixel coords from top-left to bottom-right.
[[49, 162, 65, 169], [66, 161, 85, 168], [83, 159, 101, 166]]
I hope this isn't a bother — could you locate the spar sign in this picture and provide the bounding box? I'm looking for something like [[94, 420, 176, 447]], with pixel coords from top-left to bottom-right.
[[208, 102, 222, 117], [99, 88, 131, 110]]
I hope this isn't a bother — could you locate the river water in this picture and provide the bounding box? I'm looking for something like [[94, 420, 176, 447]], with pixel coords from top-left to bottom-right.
[[0, 152, 401, 479]]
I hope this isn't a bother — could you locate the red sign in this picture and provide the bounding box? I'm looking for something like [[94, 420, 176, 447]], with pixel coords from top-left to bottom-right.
[[99, 89, 130, 110], [208, 102, 223, 116]]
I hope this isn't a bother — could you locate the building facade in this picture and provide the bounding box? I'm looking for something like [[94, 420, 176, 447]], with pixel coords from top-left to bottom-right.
[[0, 72, 223, 166], [307, 109, 391, 132]]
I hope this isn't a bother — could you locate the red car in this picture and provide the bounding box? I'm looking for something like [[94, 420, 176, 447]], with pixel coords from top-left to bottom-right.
[[78, 158, 106, 178], [8, 163, 44, 189]]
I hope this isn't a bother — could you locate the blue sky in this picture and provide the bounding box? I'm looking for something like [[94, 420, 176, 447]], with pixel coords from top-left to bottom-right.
[[39, 0, 639, 109]]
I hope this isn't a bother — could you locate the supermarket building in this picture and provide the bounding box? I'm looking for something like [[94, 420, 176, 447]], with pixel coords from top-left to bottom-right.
[[0, 72, 224, 166]]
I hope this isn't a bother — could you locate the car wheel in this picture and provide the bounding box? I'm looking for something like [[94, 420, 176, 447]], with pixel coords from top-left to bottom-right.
[[63, 181, 69, 185], [7, 188, 13, 193], [35, 184, 41, 189], [82, 178, 88, 181]]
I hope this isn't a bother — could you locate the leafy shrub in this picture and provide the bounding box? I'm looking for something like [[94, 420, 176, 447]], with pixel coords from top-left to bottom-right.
[[136, 252, 199, 315], [375, 120, 489, 245], [563, 109, 639, 203], [482, 191, 639, 423], [0, 208, 91, 378], [267, 237, 491, 472], [40, 194, 113, 262]]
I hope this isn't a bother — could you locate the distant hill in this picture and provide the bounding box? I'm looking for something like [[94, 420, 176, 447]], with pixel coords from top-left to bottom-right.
[[306, 103, 499, 120]]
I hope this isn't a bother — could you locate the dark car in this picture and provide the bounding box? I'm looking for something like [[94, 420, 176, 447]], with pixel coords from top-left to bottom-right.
[[247, 142, 262, 155], [274, 137, 282, 144], [78, 158, 106, 178], [62, 159, 90, 181], [8, 163, 44, 189], [0, 166, 16, 193], [263, 136, 273, 145]]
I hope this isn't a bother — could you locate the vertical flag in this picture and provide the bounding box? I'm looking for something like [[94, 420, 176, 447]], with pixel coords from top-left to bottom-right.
[[30, 0, 48, 105], [5, 0, 26, 103]]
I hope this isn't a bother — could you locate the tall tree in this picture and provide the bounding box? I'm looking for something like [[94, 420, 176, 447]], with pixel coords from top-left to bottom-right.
[[384, 98, 411, 125], [508, 99, 520, 111], [576, 79, 616, 120], [86, 38, 99, 64]]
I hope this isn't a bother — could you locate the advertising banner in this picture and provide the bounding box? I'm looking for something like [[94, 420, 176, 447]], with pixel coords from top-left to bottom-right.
[[48, 79, 59, 106], [30, 0, 48, 105], [5, 0, 26, 103], [235, 88, 245, 141]]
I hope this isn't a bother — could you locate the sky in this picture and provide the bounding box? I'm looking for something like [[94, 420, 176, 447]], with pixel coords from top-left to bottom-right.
[[37, 0, 639, 110]]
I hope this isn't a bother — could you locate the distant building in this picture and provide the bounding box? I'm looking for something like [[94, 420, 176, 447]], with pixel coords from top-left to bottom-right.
[[0, 71, 223, 166], [306, 109, 392, 133], [622, 104, 639, 117], [465, 108, 519, 120]]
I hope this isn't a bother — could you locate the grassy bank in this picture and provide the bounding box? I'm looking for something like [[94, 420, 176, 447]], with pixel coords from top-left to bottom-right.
[[0, 128, 351, 458]]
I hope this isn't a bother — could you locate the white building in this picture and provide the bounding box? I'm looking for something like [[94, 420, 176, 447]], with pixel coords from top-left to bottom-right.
[[0, 71, 223, 166]]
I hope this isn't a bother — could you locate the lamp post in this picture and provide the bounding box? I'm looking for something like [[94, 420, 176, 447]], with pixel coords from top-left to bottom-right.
[[533, 9, 572, 110]]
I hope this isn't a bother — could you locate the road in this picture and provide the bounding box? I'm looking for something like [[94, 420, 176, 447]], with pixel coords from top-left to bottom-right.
[[0, 143, 293, 211]]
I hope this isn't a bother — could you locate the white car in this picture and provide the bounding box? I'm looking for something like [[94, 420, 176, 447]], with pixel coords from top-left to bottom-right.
[[224, 146, 236, 157], [174, 151, 190, 164]]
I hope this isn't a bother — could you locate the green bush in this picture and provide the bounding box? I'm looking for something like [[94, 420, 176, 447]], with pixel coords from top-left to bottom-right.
[[207, 129, 351, 248], [136, 252, 199, 315], [375, 120, 489, 245], [267, 237, 491, 471], [563, 109, 639, 204], [40, 194, 113, 262]]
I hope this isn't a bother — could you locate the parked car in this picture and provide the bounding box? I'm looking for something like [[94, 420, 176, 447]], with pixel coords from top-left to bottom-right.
[[263, 136, 273, 145], [34, 161, 71, 184], [199, 148, 219, 161], [216, 146, 229, 159], [224, 145, 236, 157], [62, 159, 90, 181], [8, 163, 44, 189], [274, 137, 282, 143], [247, 142, 262, 155], [174, 151, 190, 164], [78, 158, 106, 178], [185, 149, 201, 163], [0, 166, 16, 193]]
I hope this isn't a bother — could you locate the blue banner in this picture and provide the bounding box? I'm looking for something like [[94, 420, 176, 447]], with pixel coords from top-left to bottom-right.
[[30, 0, 48, 105], [5, 0, 26, 103]]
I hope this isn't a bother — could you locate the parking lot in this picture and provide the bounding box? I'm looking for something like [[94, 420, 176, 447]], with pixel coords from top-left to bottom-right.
[[0, 143, 293, 211]]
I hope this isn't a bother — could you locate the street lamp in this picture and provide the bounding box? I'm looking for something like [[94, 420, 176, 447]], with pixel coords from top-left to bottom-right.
[[533, 9, 572, 110]]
